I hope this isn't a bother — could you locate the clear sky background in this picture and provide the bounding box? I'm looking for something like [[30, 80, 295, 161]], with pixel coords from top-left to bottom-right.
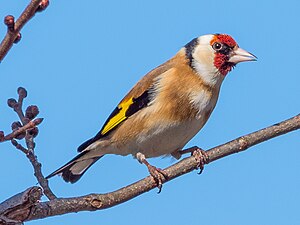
[[1, 1, 299, 224]]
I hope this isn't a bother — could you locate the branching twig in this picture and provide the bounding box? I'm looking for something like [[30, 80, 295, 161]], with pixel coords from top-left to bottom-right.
[[0, 118, 43, 143], [0, 0, 49, 62], [0, 88, 299, 222], [18, 113, 298, 221], [0, 87, 56, 201], [1, 1, 298, 224]]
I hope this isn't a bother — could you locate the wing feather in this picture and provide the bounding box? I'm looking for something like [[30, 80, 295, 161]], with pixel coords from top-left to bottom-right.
[[77, 57, 175, 152]]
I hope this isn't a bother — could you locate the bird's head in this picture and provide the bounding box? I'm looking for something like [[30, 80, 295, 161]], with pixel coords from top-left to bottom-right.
[[185, 34, 256, 85]]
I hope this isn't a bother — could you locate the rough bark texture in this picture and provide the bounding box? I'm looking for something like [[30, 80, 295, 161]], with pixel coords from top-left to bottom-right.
[[1, 2, 299, 224], [14, 113, 297, 221]]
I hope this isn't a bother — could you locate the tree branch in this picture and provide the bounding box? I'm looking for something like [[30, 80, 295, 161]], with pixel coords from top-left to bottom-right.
[[0, 0, 49, 63], [0, 87, 56, 201], [0, 187, 42, 225], [1, 1, 298, 224], [20, 113, 299, 221], [0, 118, 43, 143]]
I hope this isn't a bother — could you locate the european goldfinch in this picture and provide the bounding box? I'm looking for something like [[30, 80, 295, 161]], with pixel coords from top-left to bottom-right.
[[47, 34, 256, 188]]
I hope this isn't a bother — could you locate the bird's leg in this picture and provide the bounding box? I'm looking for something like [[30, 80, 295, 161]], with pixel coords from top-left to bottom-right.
[[178, 146, 209, 174], [136, 152, 168, 193]]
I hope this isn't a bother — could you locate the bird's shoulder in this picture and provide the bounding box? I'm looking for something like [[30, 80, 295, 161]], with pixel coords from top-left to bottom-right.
[[77, 53, 180, 152]]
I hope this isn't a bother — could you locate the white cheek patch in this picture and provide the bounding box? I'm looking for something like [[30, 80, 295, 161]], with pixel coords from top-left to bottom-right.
[[192, 37, 224, 87], [193, 60, 221, 87]]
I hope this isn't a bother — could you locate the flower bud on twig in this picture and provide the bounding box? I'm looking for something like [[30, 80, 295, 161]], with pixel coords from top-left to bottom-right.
[[36, 0, 49, 12], [4, 15, 15, 31], [7, 98, 17, 108], [17, 87, 27, 98], [25, 105, 39, 120], [14, 33, 22, 44]]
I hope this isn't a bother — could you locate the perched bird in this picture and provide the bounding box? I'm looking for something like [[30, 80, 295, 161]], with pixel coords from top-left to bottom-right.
[[46, 34, 256, 190]]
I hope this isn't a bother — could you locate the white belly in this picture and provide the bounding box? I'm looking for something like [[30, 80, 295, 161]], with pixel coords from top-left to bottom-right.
[[128, 118, 207, 158]]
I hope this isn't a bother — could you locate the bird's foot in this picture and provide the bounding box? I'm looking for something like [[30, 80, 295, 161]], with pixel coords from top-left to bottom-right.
[[136, 152, 168, 193], [179, 146, 209, 174], [192, 147, 209, 174], [146, 164, 168, 193]]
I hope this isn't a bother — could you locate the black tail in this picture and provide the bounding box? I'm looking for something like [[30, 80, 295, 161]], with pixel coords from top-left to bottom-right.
[[46, 151, 103, 183]]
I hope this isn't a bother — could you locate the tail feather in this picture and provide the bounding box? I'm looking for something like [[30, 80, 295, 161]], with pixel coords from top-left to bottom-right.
[[46, 151, 103, 183]]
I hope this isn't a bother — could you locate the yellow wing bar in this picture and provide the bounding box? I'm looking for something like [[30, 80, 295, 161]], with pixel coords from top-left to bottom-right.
[[100, 98, 134, 135]]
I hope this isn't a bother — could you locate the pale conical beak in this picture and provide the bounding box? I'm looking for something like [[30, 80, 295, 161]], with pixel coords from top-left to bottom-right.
[[228, 47, 257, 64]]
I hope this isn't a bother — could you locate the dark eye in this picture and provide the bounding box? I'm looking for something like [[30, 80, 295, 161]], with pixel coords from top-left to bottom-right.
[[212, 42, 222, 51]]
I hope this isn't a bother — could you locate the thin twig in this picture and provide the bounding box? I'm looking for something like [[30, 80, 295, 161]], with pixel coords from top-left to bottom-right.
[[24, 113, 300, 221], [26, 143, 56, 200], [11, 139, 29, 154], [10, 138, 56, 201], [0, 0, 46, 62], [5, 87, 57, 200], [0, 118, 43, 142]]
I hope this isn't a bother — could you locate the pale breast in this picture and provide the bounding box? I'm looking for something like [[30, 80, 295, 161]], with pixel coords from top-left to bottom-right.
[[103, 56, 221, 158], [128, 88, 216, 158], [134, 118, 208, 158], [189, 89, 212, 119]]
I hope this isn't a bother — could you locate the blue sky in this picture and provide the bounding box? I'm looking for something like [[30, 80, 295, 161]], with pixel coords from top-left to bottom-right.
[[1, 0, 299, 224]]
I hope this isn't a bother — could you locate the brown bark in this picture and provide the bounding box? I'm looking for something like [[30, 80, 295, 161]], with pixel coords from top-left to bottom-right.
[[0, 0, 46, 62], [17, 113, 298, 221]]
